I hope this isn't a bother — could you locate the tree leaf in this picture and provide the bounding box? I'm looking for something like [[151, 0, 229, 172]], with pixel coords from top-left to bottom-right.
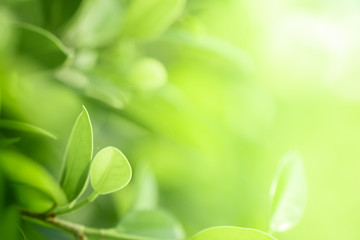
[[0, 150, 68, 209], [90, 146, 131, 195], [60, 106, 93, 202], [122, 0, 186, 40], [15, 22, 70, 69], [191, 227, 278, 240], [269, 151, 307, 233], [0, 120, 57, 139], [116, 209, 185, 240]]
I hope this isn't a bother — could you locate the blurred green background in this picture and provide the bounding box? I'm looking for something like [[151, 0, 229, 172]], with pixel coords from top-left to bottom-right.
[[1, 0, 360, 239]]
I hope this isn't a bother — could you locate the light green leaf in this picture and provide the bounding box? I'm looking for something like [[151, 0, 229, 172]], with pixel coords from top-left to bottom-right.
[[15, 22, 70, 69], [122, 0, 186, 40], [60, 106, 93, 202], [63, 0, 124, 48], [133, 165, 158, 210], [128, 58, 168, 91], [0, 150, 68, 210], [0, 120, 57, 139], [269, 151, 307, 233], [191, 227, 277, 240], [90, 146, 131, 195], [116, 209, 185, 240], [11, 185, 55, 213], [56, 67, 127, 110]]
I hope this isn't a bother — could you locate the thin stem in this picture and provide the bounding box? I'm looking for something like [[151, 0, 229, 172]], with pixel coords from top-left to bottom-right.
[[54, 191, 99, 215], [21, 212, 167, 240]]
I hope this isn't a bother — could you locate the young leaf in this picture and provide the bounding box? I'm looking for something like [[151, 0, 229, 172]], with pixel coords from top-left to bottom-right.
[[0, 150, 68, 208], [14, 22, 70, 69], [116, 209, 185, 240], [269, 151, 307, 233], [90, 146, 132, 195], [191, 227, 277, 240], [0, 120, 57, 139], [60, 106, 93, 202]]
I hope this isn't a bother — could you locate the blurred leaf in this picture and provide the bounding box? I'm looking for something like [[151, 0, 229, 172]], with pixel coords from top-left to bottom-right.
[[0, 206, 19, 240], [191, 227, 277, 240], [162, 31, 252, 70], [116, 209, 185, 240], [0, 137, 21, 148], [63, 0, 124, 48], [122, 0, 186, 40], [0, 150, 67, 209], [20, 222, 47, 240], [56, 68, 127, 109], [0, 120, 57, 139], [40, 0, 83, 30], [60, 106, 93, 202], [15, 22, 70, 69], [2, 0, 44, 26], [128, 58, 167, 91], [133, 165, 158, 210], [12, 185, 55, 213], [90, 146, 131, 195], [269, 151, 307, 233]]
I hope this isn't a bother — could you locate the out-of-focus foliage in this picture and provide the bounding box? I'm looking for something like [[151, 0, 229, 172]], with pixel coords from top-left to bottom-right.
[[1, 0, 360, 239]]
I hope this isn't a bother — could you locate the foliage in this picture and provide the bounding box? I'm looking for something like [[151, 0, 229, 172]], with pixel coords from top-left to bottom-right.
[[4, 0, 359, 239]]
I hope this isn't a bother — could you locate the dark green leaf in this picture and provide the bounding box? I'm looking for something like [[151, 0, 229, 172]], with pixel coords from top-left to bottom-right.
[[60, 106, 93, 202], [0, 120, 57, 139], [0, 150, 68, 209], [0, 206, 19, 240], [15, 22, 70, 69], [40, 0, 83, 30], [117, 209, 185, 240], [90, 146, 131, 195], [269, 151, 307, 233], [191, 227, 277, 240], [0, 137, 21, 148]]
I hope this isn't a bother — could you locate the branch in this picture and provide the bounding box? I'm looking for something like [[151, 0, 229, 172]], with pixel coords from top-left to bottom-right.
[[21, 211, 166, 240]]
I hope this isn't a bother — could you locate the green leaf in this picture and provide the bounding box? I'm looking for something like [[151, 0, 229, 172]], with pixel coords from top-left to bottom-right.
[[122, 0, 186, 40], [60, 106, 93, 202], [63, 0, 124, 48], [116, 209, 185, 240], [0, 150, 68, 210], [0, 206, 19, 240], [90, 146, 131, 195], [128, 58, 168, 91], [0, 120, 57, 139], [269, 151, 307, 233], [15, 22, 70, 69], [191, 227, 277, 240], [0, 137, 21, 148], [12, 184, 55, 213], [40, 0, 83, 30], [133, 165, 158, 210]]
